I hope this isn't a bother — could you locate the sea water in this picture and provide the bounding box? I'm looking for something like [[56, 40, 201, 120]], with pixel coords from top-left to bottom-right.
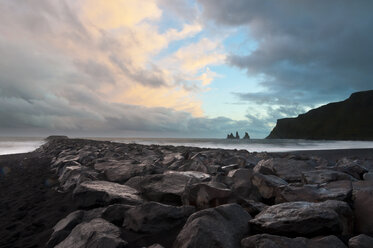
[[2, 137, 373, 155]]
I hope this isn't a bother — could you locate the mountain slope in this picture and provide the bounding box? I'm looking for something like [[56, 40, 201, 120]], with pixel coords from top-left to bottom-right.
[[266, 90, 373, 140]]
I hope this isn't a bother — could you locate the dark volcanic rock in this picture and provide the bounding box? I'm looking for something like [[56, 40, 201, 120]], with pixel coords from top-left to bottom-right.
[[250, 200, 353, 237], [182, 182, 232, 209], [301, 169, 355, 184], [55, 218, 127, 248], [349, 234, 373, 248], [125, 173, 200, 205], [353, 189, 373, 235], [73, 181, 143, 208], [254, 158, 316, 182], [241, 234, 347, 248], [123, 202, 195, 233], [251, 173, 288, 202], [267, 90, 373, 140], [173, 203, 251, 248], [276, 180, 352, 203]]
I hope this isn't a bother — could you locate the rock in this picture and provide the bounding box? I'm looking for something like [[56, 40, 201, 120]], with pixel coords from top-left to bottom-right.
[[148, 244, 165, 248], [301, 169, 355, 184], [254, 158, 315, 182], [228, 169, 259, 200], [173, 203, 251, 248], [266, 90, 373, 140], [276, 180, 352, 203], [55, 218, 127, 248], [127, 173, 200, 205], [123, 202, 195, 233], [250, 200, 353, 236], [353, 189, 373, 235], [182, 182, 232, 209], [335, 158, 368, 179], [73, 181, 143, 208], [251, 173, 288, 202], [102, 204, 133, 226], [47, 211, 85, 248], [363, 172, 373, 181], [163, 170, 211, 181], [241, 234, 347, 248], [243, 132, 250, 139], [236, 198, 268, 216], [58, 165, 98, 192], [349, 234, 373, 248], [47, 208, 106, 247]]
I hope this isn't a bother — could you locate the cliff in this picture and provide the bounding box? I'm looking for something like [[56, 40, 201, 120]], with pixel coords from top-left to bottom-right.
[[266, 90, 373, 140]]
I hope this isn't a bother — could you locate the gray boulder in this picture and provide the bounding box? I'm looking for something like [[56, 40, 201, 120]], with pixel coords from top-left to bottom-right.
[[101, 204, 133, 226], [55, 218, 127, 248], [250, 200, 353, 236], [251, 173, 288, 201], [182, 182, 232, 209], [47, 208, 106, 247], [173, 203, 251, 248], [241, 234, 346, 248], [276, 180, 352, 203], [336, 158, 368, 179], [349, 234, 373, 248], [126, 173, 200, 205], [73, 181, 143, 208], [301, 170, 355, 184], [254, 158, 315, 182], [363, 172, 373, 181], [353, 189, 373, 235], [227, 169, 259, 200], [123, 202, 195, 233]]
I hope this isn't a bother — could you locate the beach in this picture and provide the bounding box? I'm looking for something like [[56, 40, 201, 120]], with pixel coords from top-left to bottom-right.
[[0, 137, 373, 247]]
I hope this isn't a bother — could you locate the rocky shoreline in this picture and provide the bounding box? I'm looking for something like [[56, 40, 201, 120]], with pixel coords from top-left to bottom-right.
[[1, 137, 373, 248]]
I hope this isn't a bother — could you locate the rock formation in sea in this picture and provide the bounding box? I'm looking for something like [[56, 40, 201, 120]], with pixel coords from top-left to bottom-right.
[[243, 132, 250, 139], [267, 90, 373, 140]]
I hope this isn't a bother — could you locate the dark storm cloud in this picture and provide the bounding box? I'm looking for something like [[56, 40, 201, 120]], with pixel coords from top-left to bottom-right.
[[198, 0, 373, 105]]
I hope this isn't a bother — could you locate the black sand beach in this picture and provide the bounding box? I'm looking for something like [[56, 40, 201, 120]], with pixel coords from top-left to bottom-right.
[[1, 138, 373, 247], [0, 152, 78, 248]]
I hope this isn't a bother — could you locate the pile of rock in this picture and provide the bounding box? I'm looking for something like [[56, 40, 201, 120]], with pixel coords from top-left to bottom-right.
[[37, 137, 373, 247]]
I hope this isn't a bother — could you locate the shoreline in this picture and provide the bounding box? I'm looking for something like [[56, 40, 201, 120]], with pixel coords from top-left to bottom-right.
[[1, 138, 373, 247]]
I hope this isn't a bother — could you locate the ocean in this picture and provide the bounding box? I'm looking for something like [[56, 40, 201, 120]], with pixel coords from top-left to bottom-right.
[[1, 137, 373, 155]]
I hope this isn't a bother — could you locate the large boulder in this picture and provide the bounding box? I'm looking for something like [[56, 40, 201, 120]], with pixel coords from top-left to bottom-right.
[[251, 173, 288, 202], [182, 182, 232, 209], [101, 204, 133, 226], [250, 200, 353, 236], [276, 180, 352, 203], [241, 234, 347, 248], [301, 170, 355, 184], [47, 208, 106, 247], [58, 165, 98, 192], [254, 158, 315, 182], [55, 218, 127, 248], [353, 189, 373, 235], [336, 158, 368, 179], [125, 173, 200, 205], [348, 234, 373, 248], [227, 169, 259, 200], [173, 203, 251, 248], [123, 202, 195, 233], [73, 181, 143, 208]]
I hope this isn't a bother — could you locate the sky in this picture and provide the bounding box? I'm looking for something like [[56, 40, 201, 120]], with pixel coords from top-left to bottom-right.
[[0, 0, 372, 138]]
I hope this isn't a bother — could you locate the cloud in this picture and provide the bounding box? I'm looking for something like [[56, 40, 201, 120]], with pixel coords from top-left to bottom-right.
[[198, 0, 373, 105], [0, 0, 244, 137]]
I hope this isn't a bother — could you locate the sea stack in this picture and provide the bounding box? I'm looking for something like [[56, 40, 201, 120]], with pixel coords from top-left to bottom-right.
[[243, 132, 250, 139]]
